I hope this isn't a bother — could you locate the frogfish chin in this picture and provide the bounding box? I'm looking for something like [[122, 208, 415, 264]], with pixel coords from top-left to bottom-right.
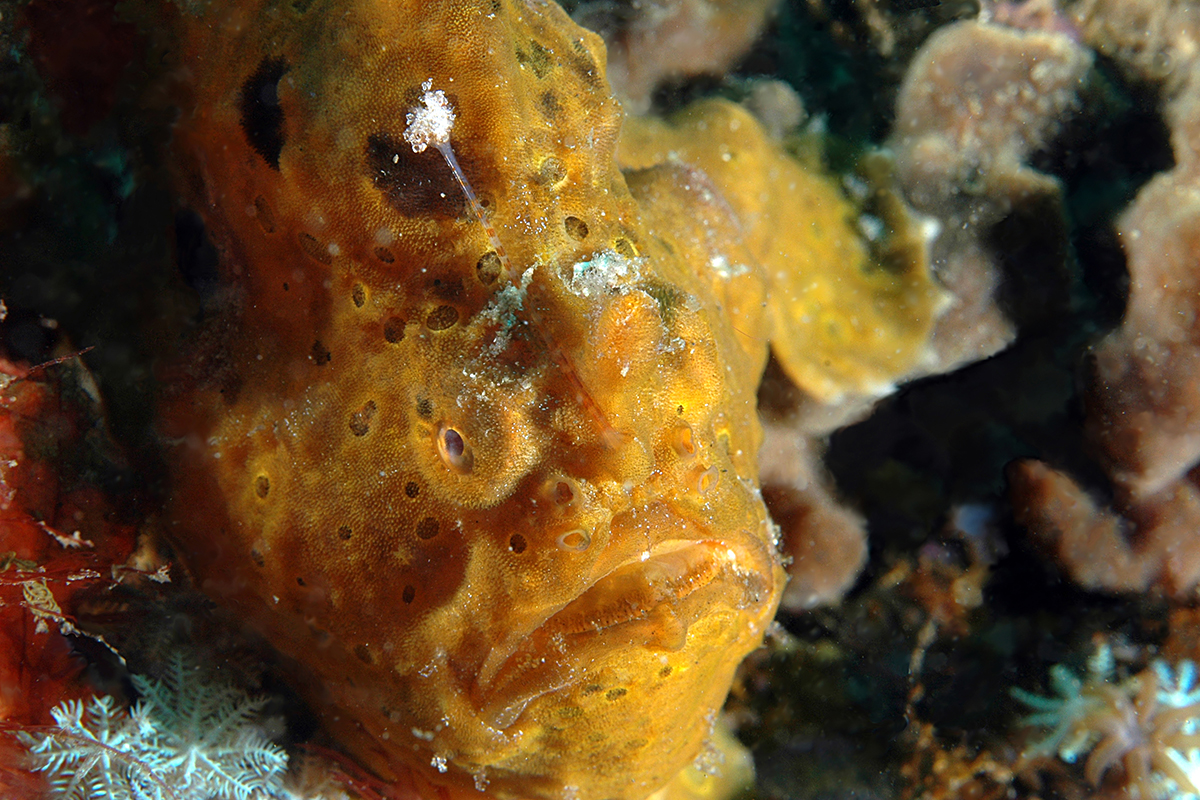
[[160, 0, 785, 797]]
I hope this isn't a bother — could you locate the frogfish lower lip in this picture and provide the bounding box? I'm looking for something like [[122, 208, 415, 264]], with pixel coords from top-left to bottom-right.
[[473, 537, 773, 730]]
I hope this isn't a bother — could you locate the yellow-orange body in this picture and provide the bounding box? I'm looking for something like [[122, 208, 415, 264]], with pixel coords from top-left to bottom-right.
[[161, 1, 942, 797]]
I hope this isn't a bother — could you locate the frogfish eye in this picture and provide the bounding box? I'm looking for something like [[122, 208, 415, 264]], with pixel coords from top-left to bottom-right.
[[437, 424, 473, 474]]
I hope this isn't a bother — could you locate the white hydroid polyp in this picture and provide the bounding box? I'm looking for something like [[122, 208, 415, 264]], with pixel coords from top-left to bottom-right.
[[404, 79, 456, 153]]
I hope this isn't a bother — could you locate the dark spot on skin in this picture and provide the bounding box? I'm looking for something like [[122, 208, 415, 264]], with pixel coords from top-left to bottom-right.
[[517, 40, 554, 78], [554, 481, 574, 505], [298, 232, 332, 264], [383, 317, 405, 343], [416, 517, 439, 540], [311, 340, 331, 365], [374, 246, 395, 263], [571, 47, 600, 85], [426, 305, 459, 330], [251, 549, 265, 568], [659, 665, 672, 678], [427, 277, 464, 300], [239, 57, 287, 169], [352, 284, 366, 307], [476, 193, 496, 217], [564, 216, 588, 241], [643, 280, 684, 323], [536, 157, 566, 186], [253, 196, 276, 233], [605, 688, 627, 701], [476, 252, 501, 284], [416, 397, 433, 418], [540, 91, 561, 120], [255, 475, 270, 498], [338, 525, 353, 540], [349, 400, 377, 436], [366, 132, 463, 218], [509, 533, 527, 553], [402, 584, 416, 603], [296, 576, 306, 586], [613, 237, 638, 258], [582, 684, 603, 695], [354, 643, 372, 664], [219, 375, 242, 406], [405, 481, 420, 498]]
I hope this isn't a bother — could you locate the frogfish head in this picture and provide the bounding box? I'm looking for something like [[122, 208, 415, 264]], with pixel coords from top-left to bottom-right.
[[163, 239, 784, 800], [161, 0, 785, 797]]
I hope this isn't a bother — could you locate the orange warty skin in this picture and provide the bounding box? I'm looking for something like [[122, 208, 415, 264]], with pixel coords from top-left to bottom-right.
[[162, 1, 787, 798]]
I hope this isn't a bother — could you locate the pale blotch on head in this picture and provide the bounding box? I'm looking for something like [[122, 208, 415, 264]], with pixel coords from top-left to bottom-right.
[[404, 79, 456, 153]]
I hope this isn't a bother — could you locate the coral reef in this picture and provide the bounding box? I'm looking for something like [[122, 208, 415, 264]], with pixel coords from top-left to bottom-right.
[[0, 347, 174, 796], [755, 363, 869, 611], [1010, 0, 1200, 597], [0, 352, 141, 727], [889, 18, 1092, 372], [10, 0, 1200, 800], [23, 653, 288, 800], [1015, 648, 1200, 799], [568, 0, 780, 113]]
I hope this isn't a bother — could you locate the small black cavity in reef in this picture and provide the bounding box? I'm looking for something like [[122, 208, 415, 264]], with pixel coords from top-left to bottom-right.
[[239, 57, 288, 169]]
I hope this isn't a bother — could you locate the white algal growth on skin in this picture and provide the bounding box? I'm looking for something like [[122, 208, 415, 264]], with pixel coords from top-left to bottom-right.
[[404, 79, 456, 153], [568, 250, 642, 298]]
